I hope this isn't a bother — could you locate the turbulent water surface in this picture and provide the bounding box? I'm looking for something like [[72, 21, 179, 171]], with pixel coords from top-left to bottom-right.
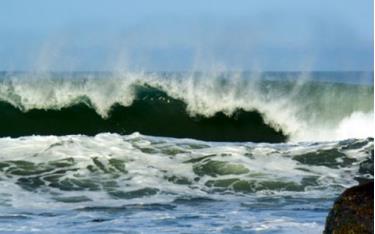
[[0, 71, 373, 233]]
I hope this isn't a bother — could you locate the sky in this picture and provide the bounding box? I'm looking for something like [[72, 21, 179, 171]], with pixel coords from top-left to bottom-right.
[[0, 0, 373, 71]]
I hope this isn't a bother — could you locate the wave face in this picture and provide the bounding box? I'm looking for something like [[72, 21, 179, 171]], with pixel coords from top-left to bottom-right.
[[0, 71, 373, 142], [0, 85, 286, 142]]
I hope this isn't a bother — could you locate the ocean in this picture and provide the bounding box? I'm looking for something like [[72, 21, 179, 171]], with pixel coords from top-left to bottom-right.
[[0, 71, 373, 233]]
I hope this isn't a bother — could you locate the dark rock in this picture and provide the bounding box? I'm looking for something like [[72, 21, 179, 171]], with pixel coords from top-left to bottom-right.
[[324, 181, 374, 234]]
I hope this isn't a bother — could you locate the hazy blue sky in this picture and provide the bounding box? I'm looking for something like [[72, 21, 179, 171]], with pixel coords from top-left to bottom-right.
[[0, 0, 373, 71]]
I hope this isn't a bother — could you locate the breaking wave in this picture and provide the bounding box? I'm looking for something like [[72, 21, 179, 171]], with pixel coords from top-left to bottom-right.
[[0, 71, 373, 142]]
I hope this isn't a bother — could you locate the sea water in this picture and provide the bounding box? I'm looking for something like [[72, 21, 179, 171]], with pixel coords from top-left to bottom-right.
[[0, 71, 373, 233]]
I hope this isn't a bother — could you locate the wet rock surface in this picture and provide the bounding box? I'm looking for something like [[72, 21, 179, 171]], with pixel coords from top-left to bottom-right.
[[324, 181, 374, 234]]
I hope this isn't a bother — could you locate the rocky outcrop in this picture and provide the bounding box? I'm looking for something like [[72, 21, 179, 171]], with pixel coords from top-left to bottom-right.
[[324, 181, 374, 234]]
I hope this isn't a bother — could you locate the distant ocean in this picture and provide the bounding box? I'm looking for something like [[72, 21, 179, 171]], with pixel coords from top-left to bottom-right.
[[0, 71, 373, 233]]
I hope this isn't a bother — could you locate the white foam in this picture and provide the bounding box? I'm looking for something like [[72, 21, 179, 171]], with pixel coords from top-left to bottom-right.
[[335, 111, 374, 139], [0, 133, 371, 209]]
